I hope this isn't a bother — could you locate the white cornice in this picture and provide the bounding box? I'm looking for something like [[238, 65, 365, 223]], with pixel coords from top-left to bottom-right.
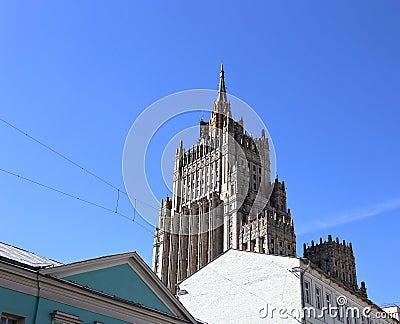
[[128, 254, 196, 321], [0, 260, 194, 324], [39, 276, 189, 324], [39, 252, 196, 322], [40, 252, 137, 278]]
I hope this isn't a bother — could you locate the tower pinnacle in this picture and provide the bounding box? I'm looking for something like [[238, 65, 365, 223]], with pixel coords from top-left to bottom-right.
[[216, 63, 227, 102]]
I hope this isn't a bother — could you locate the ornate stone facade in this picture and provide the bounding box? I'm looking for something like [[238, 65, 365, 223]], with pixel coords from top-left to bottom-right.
[[152, 65, 296, 293], [303, 235, 368, 298]]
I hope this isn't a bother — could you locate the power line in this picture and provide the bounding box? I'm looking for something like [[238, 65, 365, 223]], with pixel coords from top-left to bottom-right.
[[0, 167, 154, 234], [0, 117, 160, 211], [0, 118, 123, 192]]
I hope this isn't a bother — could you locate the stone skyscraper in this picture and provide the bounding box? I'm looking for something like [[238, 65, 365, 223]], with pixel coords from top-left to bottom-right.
[[152, 65, 296, 293]]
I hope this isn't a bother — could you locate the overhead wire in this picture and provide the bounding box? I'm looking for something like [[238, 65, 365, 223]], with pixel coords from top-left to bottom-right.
[[0, 167, 154, 234], [0, 117, 160, 211]]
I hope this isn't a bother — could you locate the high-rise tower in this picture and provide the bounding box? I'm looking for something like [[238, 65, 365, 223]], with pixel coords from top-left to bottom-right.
[[152, 65, 296, 293]]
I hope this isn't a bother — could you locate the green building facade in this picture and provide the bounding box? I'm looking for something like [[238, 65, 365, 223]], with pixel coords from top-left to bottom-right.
[[0, 242, 196, 324]]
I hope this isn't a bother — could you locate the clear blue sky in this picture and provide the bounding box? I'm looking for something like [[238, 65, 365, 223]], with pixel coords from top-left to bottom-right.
[[1, 1, 399, 306]]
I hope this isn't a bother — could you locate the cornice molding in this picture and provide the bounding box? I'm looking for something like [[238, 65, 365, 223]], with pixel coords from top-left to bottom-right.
[[0, 260, 193, 324]]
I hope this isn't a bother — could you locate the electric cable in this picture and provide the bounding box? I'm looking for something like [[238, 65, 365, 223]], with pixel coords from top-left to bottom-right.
[[0, 167, 154, 234], [0, 117, 160, 211]]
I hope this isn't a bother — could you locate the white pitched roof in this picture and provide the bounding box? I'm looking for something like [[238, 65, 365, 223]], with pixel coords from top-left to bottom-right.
[[178, 249, 302, 324], [0, 242, 61, 269]]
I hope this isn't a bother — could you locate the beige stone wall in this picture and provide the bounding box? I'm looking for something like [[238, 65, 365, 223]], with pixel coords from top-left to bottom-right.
[[153, 92, 296, 294], [304, 235, 359, 293]]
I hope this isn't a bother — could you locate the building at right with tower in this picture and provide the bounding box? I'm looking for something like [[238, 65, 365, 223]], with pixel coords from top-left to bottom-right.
[[177, 248, 397, 323], [151, 65, 398, 323]]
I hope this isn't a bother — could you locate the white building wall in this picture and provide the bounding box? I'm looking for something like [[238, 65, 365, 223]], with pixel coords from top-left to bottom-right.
[[382, 307, 400, 322], [178, 251, 398, 324], [178, 249, 302, 324], [302, 263, 397, 324]]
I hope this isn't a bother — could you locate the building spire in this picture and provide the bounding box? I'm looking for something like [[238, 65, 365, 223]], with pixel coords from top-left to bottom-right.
[[216, 63, 227, 102]]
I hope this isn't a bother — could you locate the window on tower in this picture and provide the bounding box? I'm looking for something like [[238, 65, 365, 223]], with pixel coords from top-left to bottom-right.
[[259, 238, 265, 253], [315, 287, 322, 309], [304, 281, 311, 304], [325, 292, 331, 308], [250, 240, 256, 252]]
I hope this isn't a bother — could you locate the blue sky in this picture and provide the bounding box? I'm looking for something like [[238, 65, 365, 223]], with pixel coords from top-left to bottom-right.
[[1, 1, 399, 305]]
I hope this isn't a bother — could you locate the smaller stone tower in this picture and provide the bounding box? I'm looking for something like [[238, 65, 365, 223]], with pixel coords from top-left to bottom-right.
[[303, 235, 367, 298]]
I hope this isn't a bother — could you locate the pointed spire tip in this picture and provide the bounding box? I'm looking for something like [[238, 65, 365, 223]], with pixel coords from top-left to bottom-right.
[[217, 63, 226, 99]]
